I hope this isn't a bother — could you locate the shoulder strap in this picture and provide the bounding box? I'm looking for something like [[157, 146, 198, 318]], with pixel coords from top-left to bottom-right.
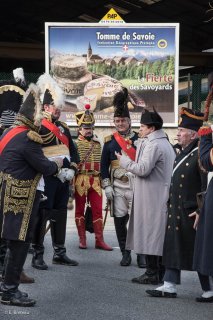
[[172, 147, 198, 176], [78, 142, 96, 169], [42, 118, 69, 148], [0, 126, 28, 155], [113, 132, 136, 161]]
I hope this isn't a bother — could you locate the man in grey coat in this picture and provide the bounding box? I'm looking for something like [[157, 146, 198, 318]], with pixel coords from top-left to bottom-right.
[[116, 108, 175, 284]]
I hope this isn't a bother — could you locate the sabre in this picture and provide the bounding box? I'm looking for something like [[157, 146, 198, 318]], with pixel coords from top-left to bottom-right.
[[103, 200, 111, 229]]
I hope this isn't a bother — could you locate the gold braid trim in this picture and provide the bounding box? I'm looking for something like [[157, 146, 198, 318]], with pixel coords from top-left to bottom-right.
[[27, 131, 43, 144], [14, 115, 39, 132], [92, 177, 102, 196], [2, 173, 41, 241], [75, 174, 102, 197], [75, 175, 90, 197], [181, 108, 205, 120], [93, 218, 103, 224], [0, 85, 25, 96], [104, 134, 112, 143], [75, 216, 85, 226], [40, 131, 56, 144]]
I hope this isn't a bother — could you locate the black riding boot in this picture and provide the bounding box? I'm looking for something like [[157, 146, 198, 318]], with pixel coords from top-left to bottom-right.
[[51, 209, 78, 266], [31, 208, 49, 270], [0, 239, 7, 276], [1, 240, 36, 307], [137, 254, 147, 268], [114, 215, 131, 266], [132, 255, 160, 284]]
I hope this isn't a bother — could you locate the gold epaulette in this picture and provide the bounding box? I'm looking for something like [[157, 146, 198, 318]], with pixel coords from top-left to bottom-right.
[[60, 121, 69, 129], [198, 126, 212, 137], [27, 131, 43, 144], [104, 134, 112, 143]]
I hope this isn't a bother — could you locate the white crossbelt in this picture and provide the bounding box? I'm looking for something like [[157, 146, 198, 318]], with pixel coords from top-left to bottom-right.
[[172, 146, 198, 177]]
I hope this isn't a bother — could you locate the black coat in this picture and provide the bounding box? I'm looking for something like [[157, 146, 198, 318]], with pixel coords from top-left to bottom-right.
[[193, 133, 213, 276], [0, 127, 58, 241], [39, 119, 79, 209], [163, 139, 207, 270]]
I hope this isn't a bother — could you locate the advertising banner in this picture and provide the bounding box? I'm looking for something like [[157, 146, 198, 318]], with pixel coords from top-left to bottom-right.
[[45, 21, 179, 126]]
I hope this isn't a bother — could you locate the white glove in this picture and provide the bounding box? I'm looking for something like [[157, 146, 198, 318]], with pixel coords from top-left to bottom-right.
[[65, 169, 75, 181], [57, 168, 68, 183], [105, 186, 114, 200]]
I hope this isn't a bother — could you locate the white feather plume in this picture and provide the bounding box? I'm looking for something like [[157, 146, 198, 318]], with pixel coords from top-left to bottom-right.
[[37, 73, 64, 109]]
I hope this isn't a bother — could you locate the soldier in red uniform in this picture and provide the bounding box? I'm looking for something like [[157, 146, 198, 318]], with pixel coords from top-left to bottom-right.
[[74, 105, 112, 251]]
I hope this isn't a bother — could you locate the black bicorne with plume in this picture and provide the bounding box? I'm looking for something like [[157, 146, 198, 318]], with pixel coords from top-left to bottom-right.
[[113, 87, 130, 118]]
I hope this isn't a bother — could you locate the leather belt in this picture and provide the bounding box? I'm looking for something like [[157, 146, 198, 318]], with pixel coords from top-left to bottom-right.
[[78, 171, 100, 176], [115, 176, 129, 183]]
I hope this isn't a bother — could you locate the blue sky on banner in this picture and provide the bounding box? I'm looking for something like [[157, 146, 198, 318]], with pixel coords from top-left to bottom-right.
[[49, 26, 176, 59]]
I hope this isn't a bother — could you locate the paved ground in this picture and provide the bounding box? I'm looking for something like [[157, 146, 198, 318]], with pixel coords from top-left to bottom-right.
[[1, 209, 212, 320]]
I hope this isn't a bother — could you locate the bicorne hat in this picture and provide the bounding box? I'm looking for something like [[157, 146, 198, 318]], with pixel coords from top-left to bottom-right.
[[140, 107, 163, 129], [18, 83, 43, 127], [179, 107, 204, 132], [0, 83, 25, 128]]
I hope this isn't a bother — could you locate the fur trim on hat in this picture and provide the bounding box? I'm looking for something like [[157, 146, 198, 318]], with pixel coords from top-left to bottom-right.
[[37, 73, 64, 109]]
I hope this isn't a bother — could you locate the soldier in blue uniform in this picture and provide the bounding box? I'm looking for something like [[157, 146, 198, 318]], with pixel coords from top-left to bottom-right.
[[0, 68, 35, 284], [31, 74, 79, 270], [101, 88, 145, 267], [0, 84, 62, 307]]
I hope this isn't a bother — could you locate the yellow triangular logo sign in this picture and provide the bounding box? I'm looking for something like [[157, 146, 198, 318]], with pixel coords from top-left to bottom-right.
[[99, 8, 125, 23]]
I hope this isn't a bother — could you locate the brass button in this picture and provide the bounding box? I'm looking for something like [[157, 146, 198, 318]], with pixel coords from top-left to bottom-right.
[[170, 204, 172, 207], [191, 153, 193, 156], [168, 225, 171, 229], [186, 163, 189, 166], [179, 195, 181, 198], [169, 215, 172, 218], [181, 174, 184, 178], [176, 226, 179, 230], [177, 216, 180, 219], [180, 184, 183, 187], [178, 206, 181, 209]]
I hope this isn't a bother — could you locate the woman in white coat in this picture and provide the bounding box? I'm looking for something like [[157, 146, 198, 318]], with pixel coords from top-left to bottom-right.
[[116, 108, 175, 284]]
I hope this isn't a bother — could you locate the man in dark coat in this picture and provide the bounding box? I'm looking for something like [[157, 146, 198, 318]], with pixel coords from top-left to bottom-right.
[[0, 84, 62, 307], [146, 107, 207, 298], [31, 73, 79, 270], [0, 68, 35, 284], [193, 121, 213, 302]]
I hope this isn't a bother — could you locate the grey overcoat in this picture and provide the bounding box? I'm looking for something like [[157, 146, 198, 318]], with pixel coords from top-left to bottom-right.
[[119, 129, 175, 256]]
